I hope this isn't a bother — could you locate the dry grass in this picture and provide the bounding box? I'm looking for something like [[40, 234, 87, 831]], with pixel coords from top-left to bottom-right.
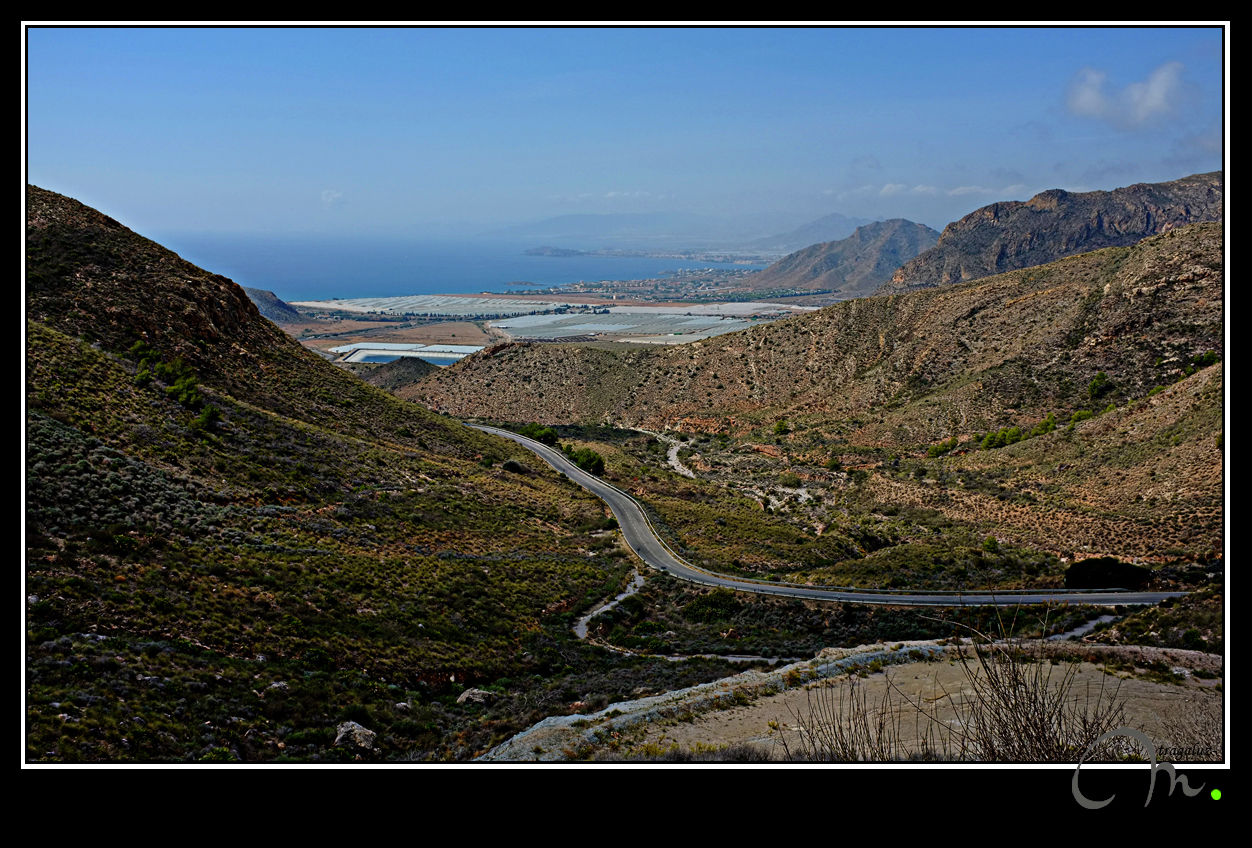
[[1160, 694, 1224, 762], [779, 624, 1137, 763], [777, 674, 952, 762]]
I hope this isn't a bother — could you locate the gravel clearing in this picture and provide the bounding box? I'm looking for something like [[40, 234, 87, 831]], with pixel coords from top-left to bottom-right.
[[480, 640, 1222, 762]]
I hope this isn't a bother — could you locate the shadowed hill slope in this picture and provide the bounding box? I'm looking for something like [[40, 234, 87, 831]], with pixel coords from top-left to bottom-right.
[[875, 172, 1222, 296], [359, 356, 441, 392], [242, 286, 302, 324], [745, 219, 939, 299]]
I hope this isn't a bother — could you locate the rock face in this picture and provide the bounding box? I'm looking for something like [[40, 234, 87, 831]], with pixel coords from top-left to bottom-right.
[[334, 721, 376, 751], [875, 172, 1223, 296], [746, 219, 940, 298]]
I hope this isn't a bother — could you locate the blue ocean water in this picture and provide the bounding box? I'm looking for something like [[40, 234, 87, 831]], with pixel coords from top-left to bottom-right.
[[152, 233, 765, 303]]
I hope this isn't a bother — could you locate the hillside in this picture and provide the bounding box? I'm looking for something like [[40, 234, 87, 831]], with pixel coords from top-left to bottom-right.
[[420, 222, 1222, 439], [356, 355, 441, 391], [875, 172, 1223, 296], [25, 186, 1224, 763], [27, 186, 765, 762], [745, 219, 939, 298], [242, 286, 301, 324], [416, 223, 1224, 562]]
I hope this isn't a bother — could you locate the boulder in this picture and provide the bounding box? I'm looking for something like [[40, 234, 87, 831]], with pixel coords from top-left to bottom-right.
[[334, 721, 376, 751], [456, 688, 495, 705]]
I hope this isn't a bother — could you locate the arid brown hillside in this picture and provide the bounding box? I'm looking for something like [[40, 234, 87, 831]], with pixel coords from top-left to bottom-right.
[[860, 365, 1223, 560], [27, 185, 278, 371], [415, 222, 1223, 565], [744, 219, 939, 299], [418, 222, 1223, 448], [875, 172, 1222, 296]]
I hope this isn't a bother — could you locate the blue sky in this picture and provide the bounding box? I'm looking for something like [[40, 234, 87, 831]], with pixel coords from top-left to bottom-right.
[[24, 25, 1226, 238]]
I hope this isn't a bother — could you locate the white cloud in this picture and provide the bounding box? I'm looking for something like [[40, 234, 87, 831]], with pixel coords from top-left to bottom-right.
[[911, 185, 938, 195], [1066, 61, 1189, 129], [605, 191, 651, 199], [1067, 68, 1110, 119], [1001, 184, 1029, 196], [321, 189, 343, 205], [1125, 62, 1186, 124], [880, 183, 907, 196]]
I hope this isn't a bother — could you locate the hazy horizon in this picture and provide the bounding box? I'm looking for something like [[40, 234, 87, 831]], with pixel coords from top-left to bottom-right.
[[139, 231, 771, 302]]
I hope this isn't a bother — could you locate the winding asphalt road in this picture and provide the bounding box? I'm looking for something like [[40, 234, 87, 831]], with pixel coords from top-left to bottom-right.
[[473, 425, 1186, 608]]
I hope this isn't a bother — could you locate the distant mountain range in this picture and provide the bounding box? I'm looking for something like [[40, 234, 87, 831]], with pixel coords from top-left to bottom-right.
[[480, 210, 825, 248], [876, 172, 1223, 296], [746, 211, 879, 252], [744, 219, 940, 299], [484, 210, 888, 253], [421, 222, 1223, 442]]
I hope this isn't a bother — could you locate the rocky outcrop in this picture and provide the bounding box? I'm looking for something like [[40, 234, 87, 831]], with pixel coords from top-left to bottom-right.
[[875, 172, 1223, 296]]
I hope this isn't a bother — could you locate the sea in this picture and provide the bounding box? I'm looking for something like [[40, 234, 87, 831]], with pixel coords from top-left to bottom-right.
[[151, 233, 766, 303]]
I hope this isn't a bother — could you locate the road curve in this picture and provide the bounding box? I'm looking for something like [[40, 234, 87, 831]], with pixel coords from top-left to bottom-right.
[[472, 424, 1186, 608]]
